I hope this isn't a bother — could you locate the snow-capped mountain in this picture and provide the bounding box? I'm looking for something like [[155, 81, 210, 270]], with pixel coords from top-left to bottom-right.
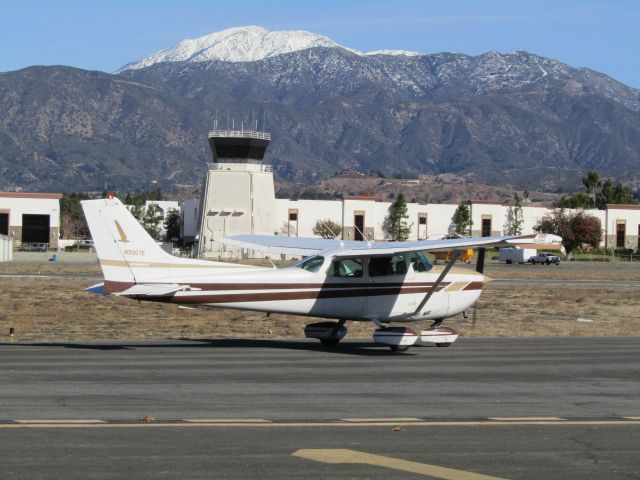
[[119, 26, 422, 71], [1, 27, 639, 192], [365, 50, 422, 57]]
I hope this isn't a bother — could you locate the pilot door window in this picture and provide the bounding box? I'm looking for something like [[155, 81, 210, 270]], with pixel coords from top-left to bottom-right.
[[327, 258, 363, 278], [368, 255, 407, 276]]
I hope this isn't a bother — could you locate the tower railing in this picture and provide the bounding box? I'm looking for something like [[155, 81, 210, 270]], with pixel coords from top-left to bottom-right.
[[207, 162, 272, 172], [208, 130, 271, 140]]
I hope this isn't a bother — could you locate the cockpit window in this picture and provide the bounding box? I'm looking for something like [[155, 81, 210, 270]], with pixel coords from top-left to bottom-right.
[[369, 255, 407, 277], [327, 258, 363, 278], [295, 255, 325, 273], [409, 251, 433, 273]]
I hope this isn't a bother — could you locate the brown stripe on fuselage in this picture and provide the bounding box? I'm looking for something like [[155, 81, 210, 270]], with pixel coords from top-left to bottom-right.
[[105, 280, 447, 293], [462, 281, 483, 291], [171, 283, 479, 305], [103, 280, 483, 303], [104, 280, 135, 293], [187, 281, 441, 290]]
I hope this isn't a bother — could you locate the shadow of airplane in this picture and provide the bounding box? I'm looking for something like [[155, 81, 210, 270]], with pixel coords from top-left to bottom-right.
[[0, 338, 422, 356]]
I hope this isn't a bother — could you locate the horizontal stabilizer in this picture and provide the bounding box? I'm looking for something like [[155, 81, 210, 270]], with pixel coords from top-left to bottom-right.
[[85, 283, 108, 296], [116, 283, 200, 297]]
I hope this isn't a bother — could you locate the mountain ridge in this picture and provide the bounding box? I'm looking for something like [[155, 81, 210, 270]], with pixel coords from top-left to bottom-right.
[[0, 28, 638, 193]]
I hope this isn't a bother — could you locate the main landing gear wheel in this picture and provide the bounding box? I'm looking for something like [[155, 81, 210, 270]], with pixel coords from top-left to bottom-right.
[[305, 321, 347, 347], [389, 345, 411, 352]]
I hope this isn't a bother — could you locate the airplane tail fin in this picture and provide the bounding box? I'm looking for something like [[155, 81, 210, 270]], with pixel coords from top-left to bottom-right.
[[81, 196, 256, 292]]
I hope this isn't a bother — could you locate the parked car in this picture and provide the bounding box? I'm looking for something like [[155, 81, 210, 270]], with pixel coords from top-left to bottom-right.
[[75, 239, 94, 249], [19, 242, 48, 252], [530, 252, 560, 265]]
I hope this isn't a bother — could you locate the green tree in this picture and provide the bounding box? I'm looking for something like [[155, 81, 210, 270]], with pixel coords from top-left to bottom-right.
[[582, 170, 601, 203], [451, 201, 472, 236], [556, 192, 593, 209], [554, 170, 636, 210], [128, 195, 146, 223], [163, 208, 181, 243], [534, 209, 602, 254], [506, 193, 524, 235], [596, 179, 636, 209], [312, 218, 341, 239], [384, 192, 412, 241], [141, 205, 163, 240], [147, 187, 164, 201], [59, 193, 90, 239]]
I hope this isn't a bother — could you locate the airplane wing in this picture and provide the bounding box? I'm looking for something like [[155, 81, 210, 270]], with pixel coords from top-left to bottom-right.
[[223, 233, 562, 257]]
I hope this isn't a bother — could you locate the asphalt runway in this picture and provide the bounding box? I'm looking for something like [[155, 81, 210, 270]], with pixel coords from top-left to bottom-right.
[[2, 337, 639, 479]]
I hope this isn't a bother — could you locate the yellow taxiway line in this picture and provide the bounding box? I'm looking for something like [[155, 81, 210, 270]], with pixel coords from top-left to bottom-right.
[[341, 417, 421, 422], [293, 448, 506, 480], [0, 419, 639, 429], [14, 419, 106, 424], [488, 417, 565, 421], [182, 419, 272, 423]]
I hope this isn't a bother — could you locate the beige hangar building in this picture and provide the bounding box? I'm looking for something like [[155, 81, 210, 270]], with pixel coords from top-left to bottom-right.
[[0, 192, 62, 250], [188, 129, 640, 257]]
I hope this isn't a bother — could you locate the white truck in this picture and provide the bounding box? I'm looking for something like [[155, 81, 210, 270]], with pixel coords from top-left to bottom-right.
[[499, 247, 536, 264]]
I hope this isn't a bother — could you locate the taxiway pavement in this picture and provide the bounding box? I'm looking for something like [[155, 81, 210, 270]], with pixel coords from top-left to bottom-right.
[[2, 337, 639, 479]]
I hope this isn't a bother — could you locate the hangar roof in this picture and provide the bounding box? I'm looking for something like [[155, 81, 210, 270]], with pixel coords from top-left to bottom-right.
[[0, 192, 62, 199]]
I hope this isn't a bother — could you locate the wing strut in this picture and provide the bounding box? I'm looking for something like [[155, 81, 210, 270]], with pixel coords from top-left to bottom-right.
[[412, 249, 463, 318], [476, 247, 486, 274]]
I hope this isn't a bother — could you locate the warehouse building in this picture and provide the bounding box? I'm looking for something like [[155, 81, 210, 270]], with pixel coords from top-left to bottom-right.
[[185, 129, 640, 257], [0, 192, 62, 250]]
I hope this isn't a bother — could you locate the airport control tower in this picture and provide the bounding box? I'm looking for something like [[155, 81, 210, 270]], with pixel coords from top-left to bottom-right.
[[196, 129, 276, 257]]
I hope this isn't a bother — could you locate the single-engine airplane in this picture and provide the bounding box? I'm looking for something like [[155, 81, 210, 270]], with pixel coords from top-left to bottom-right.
[[82, 197, 561, 351]]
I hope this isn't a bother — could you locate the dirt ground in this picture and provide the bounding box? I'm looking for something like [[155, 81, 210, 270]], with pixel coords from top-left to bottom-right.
[[1, 254, 639, 342]]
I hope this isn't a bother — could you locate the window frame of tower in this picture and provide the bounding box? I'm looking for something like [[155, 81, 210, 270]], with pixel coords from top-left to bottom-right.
[[288, 209, 299, 237], [0, 210, 9, 236], [418, 212, 427, 240], [481, 216, 492, 237], [353, 211, 365, 241], [616, 221, 626, 248]]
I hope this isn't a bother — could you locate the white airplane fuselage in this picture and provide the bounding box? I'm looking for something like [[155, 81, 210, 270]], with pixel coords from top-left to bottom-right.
[[106, 260, 483, 323]]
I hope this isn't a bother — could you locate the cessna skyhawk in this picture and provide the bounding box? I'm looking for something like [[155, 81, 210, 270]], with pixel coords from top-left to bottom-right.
[[82, 197, 561, 351]]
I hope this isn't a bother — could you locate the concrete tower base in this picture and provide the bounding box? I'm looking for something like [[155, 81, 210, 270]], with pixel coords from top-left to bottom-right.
[[197, 162, 276, 258]]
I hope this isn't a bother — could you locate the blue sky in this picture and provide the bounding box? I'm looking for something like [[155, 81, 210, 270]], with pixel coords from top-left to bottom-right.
[[1, 0, 638, 88]]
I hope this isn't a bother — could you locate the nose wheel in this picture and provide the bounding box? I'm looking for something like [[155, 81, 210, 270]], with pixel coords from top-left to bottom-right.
[[389, 345, 411, 352]]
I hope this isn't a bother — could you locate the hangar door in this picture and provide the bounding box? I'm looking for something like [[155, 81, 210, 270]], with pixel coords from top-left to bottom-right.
[[0, 213, 8, 236], [22, 214, 50, 243]]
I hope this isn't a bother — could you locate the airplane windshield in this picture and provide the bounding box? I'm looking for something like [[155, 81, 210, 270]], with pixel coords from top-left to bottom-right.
[[409, 251, 433, 273], [295, 255, 325, 273]]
